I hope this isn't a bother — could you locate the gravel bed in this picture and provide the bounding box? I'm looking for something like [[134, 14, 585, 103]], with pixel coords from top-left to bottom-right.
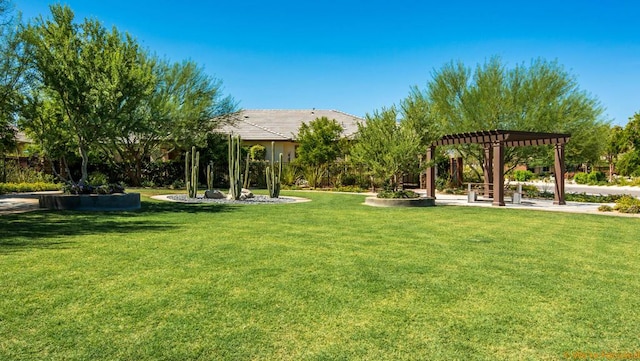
[[166, 194, 297, 205]]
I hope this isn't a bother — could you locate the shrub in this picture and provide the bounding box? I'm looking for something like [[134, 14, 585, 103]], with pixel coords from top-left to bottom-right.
[[0, 182, 62, 194], [613, 195, 640, 214], [598, 205, 613, 212], [586, 171, 606, 184], [574, 171, 607, 185], [512, 170, 534, 182], [1, 161, 55, 183], [63, 183, 125, 195], [573, 172, 588, 184], [88, 171, 109, 186], [249, 144, 266, 161], [170, 179, 185, 189], [377, 190, 420, 199], [565, 193, 625, 203]]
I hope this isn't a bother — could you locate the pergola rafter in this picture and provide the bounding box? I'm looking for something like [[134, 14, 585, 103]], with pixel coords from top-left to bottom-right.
[[425, 130, 571, 206]]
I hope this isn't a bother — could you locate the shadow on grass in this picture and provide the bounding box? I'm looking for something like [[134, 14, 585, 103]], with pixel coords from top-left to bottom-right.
[[0, 199, 233, 254], [135, 199, 235, 214]]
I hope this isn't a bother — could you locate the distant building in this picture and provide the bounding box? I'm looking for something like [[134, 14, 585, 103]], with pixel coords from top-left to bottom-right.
[[219, 109, 363, 162]]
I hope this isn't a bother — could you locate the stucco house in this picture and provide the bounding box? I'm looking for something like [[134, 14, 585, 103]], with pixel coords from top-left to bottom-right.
[[219, 109, 363, 162]]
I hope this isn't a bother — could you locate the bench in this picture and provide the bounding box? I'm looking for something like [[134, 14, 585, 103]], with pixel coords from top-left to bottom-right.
[[466, 183, 522, 204]]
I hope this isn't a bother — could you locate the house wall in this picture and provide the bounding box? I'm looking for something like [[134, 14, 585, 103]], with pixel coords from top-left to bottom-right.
[[243, 140, 298, 162]]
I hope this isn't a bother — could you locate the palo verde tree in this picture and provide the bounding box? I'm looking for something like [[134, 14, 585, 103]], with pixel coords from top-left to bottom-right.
[[20, 4, 156, 186], [99, 58, 237, 186], [426, 57, 607, 178], [615, 112, 640, 176], [350, 107, 423, 191], [295, 116, 344, 187], [0, 0, 26, 161]]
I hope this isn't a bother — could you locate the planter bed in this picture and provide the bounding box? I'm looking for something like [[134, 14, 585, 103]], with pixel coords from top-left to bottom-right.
[[364, 196, 436, 207], [39, 193, 141, 211]]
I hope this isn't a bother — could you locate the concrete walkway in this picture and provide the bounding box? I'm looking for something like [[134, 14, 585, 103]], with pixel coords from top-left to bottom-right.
[[428, 192, 638, 217], [0, 192, 60, 215], [1, 190, 638, 217]]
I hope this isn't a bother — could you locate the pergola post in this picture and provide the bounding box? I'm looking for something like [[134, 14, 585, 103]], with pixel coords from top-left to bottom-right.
[[554, 143, 566, 205], [492, 141, 505, 206], [483, 144, 493, 197], [426, 146, 436, 198]]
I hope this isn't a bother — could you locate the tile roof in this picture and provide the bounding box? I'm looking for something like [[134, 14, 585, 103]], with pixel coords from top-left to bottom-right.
[[219, 109, 363, 141]]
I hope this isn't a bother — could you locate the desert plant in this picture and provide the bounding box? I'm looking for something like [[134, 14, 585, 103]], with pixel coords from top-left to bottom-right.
[[206, 161, 214, 190], [613, 195, 640, 213], [266, 141, 283, 198], [281, 163, 299, 186], [243, 153, 250, 189], [185, 146, 199, 198], [598, 205, 613, 212], [228, 135, 242, 200]]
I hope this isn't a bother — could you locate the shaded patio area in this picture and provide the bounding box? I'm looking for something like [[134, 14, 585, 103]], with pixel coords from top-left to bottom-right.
[[424, 130, 571, 206]]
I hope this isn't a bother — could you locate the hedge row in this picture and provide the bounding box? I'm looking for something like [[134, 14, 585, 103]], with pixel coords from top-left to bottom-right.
[[0, 182, 62, 195]]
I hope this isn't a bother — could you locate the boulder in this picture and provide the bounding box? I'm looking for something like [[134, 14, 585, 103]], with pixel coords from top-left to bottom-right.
[[204, 189, 225, 199], [241, 188, 254, 198]]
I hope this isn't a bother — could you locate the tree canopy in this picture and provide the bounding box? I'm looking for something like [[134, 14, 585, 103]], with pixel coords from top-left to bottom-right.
[[615, 112, 640, 176], [0, 0, 24, 155], [20, 5, 156, 184], [425, 57, 607, 174], [295, 116, 344, 187], [350, 107, 425, 191], [18, 4, 237, 186]]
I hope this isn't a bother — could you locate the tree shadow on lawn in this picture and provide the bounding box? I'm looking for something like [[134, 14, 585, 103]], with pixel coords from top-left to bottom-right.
[[0, 200, 233, 254]]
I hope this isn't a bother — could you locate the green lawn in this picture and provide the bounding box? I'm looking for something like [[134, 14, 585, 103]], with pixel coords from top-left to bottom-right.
[[1, 190, 639, 360]]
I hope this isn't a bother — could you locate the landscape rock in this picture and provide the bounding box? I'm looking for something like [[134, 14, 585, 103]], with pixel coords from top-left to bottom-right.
[[204, 189, 225, 199], [241, 188, 254, 198]]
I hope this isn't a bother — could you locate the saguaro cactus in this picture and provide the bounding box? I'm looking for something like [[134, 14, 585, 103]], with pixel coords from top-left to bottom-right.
[[185, 146, 199, 198], [228, 135, 242, 200], [266, 141, 283, 198]]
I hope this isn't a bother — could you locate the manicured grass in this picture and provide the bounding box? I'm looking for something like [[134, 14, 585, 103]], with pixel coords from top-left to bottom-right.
[[1, 190, 639, 360]]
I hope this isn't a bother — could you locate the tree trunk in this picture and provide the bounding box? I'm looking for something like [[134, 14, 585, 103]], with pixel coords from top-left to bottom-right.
[[79, 145, 89, 185]]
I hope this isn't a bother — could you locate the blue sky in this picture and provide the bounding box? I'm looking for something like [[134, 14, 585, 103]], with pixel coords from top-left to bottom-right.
[[15, 0, 640, 126]]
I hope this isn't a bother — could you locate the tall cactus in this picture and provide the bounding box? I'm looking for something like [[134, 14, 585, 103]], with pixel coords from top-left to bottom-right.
[[228, 134, 242, 200], [185, 146, 199, 198], [206, 161, 214, 190], [243, 153, 250, 189], [266, 141, 283, 198]]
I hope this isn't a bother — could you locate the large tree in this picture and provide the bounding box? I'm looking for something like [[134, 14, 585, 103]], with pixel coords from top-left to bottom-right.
[[20, 4, 156, 185], [99, 58, 237, 185], [0, 0, 25, 157], [295, 116, 344, 187], [426, 57, 607, 177], [350, 107, 423, 191], [615, 112, 640, 176]]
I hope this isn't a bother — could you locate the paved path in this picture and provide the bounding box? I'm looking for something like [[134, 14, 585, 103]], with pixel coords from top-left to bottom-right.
[[2, 190, 638, 217], [0, 191, 61, 215], [429, 193, 640, 217], [527, 181, 640, 197], [0, 194, 41, 215]]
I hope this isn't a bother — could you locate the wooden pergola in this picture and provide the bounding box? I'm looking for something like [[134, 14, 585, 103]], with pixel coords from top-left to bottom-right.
[[425, 130, 571, 206]]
